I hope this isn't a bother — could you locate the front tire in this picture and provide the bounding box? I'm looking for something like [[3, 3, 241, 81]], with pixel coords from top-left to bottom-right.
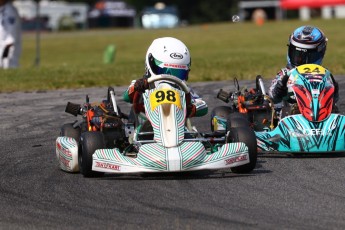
[[226, 127, 257, 173], [79, 132, 105, 177]]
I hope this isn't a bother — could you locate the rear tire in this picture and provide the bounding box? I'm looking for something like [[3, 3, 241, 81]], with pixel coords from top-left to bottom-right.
[[226, 112, 250, 129], [210, 106, 232, 132], [79, 132, 105, 177], [138, 120, 153, 141], [60, 123, 81, 143], [226, 127, 257, 173]]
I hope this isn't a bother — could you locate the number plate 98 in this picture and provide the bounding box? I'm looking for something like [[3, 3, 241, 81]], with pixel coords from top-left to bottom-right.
[[149, 89, 182, 111]]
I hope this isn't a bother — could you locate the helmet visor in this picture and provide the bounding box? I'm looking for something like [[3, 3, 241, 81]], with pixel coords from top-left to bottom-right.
[[288, 45, 324, 66], [154, 59, 190, 81]]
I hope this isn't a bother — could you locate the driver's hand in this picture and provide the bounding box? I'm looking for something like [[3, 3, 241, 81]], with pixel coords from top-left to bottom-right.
[[281, 70, 289, 86], [134, 78, 149, 93], [274, 81, 288, 98]]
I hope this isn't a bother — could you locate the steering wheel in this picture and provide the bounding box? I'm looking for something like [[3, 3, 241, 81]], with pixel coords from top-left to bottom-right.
[[147, 74, 190, 94], [132, 74, 190, 115]]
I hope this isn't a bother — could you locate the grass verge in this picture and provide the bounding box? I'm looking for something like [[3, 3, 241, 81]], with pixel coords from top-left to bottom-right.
[[1, 18, 345, 92]]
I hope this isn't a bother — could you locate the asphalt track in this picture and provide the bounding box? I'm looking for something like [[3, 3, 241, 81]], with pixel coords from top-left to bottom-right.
[[1, 77, 345, 230]]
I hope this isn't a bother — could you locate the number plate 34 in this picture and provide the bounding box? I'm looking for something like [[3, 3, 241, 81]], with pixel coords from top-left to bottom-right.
[[149, 89, 182, 111]]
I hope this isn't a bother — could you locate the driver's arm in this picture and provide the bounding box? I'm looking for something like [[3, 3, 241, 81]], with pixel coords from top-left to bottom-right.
[[269, 69, 290, 104], [123, 78, 149, 103], [187, 88, 208, 117], [330, 73, 339, 103]]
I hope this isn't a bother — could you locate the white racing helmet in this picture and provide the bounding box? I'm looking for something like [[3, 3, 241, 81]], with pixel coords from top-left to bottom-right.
[[145, 37, 191, 81]]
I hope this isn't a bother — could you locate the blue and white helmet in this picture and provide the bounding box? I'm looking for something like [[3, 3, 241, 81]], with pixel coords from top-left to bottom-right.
[[145, 37, 191, 81], [287, 26, 328, 67]]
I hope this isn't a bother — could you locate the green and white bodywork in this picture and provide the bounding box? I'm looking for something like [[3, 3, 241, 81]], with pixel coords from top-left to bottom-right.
[[56, 75, 253, 174], [92, 75, 250, 173]]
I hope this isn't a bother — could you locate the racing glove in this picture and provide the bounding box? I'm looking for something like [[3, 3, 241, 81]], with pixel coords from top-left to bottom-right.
[[273, 70, 289, 100], [134, 78, 149, 93]]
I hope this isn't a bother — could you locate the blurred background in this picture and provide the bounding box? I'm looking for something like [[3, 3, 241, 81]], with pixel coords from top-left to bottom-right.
[[13, 0, 345, 31], [2, 0, 344, 92]]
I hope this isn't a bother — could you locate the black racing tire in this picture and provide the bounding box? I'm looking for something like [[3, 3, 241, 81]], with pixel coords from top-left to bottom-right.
[[210, 106, 232, 132], [226, 112, 250, 129], [226, 127, 257, 173], [79, 132, 105, 177], [60, 123, 81, 143]]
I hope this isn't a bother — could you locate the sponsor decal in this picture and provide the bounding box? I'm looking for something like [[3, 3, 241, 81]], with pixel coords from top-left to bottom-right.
[[289, 128, 332, 137], [162, 63, 188, 70], [311, 89, 320, 95], [225, 155, 247, 165], [57, 142, 72, 156], [59, 155, 70, 168], [296, 47, 307, 52], [309, 79, 322, 83], [95, 161, 121, 171], [170, 52, 183, 59]]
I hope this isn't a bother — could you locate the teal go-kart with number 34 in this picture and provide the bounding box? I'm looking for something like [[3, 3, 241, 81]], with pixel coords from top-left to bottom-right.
[[56, 74, 257, 177]]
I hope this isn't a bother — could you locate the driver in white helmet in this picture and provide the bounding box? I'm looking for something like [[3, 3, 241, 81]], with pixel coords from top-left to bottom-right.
[[123, 37, 208, 118]]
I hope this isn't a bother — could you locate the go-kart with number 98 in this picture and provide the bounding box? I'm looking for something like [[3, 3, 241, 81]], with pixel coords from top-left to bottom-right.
[[56, 74, 257, 177]]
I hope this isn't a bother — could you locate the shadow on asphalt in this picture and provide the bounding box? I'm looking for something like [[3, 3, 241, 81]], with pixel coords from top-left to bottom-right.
[[94, 167, 272, 181], [258, 152, 345, 159]]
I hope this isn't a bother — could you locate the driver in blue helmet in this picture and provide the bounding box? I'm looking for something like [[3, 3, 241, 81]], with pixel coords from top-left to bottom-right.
[[269, 25, 339, 104], [123, 37, 208, 118]]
